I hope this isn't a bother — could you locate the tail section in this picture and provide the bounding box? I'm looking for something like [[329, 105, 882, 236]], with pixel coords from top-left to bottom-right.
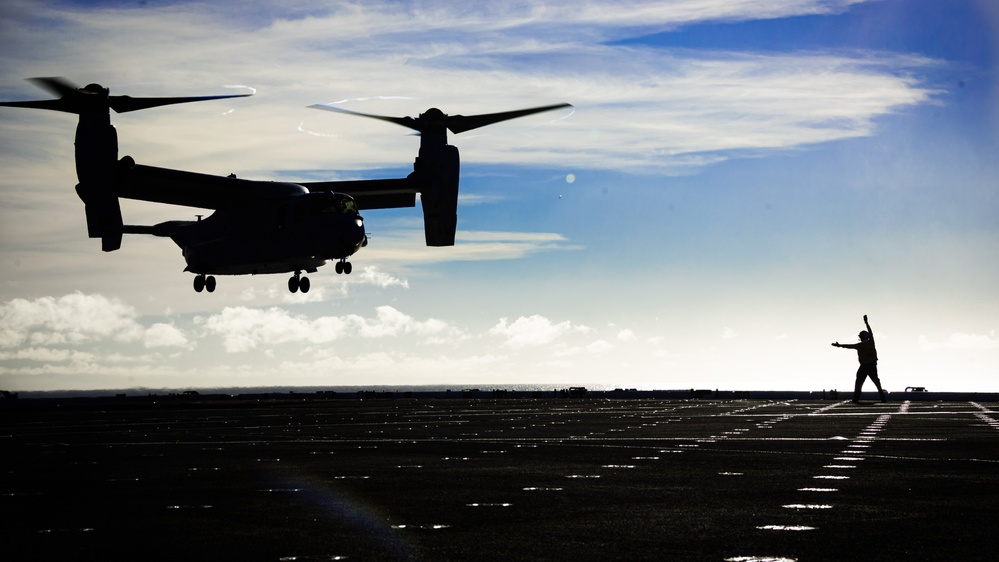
[[0, 77, 251, 252]]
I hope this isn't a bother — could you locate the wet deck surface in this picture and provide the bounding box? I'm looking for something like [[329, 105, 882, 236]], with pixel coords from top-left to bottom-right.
[[3, 397, 998, 561]]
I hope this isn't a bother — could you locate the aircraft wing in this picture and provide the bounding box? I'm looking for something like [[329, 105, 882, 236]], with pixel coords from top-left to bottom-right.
[[119, 163, 309, 210], [118, 160, 418, 211], [301, 179, 417, 210]]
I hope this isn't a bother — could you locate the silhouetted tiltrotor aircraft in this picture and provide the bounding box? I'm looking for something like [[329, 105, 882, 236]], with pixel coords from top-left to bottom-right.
[[1, 77, 571, 293]]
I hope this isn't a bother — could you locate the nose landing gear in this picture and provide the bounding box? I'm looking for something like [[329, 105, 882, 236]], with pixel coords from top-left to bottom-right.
[[288, 271, 311, 293], [335, 258, 352, 275], [193, 274, 216, 293]]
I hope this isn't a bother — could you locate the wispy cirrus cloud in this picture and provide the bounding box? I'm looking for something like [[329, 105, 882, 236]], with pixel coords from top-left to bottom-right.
[[358, 230, 579, 264], [0, 0, 933, 175]]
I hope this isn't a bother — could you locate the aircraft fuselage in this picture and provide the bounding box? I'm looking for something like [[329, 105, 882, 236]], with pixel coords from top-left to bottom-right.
[[134, 191, 366, 277]]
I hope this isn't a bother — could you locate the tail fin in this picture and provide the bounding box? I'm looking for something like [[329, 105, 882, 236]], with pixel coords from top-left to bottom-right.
[[0, 78, 252, 252]]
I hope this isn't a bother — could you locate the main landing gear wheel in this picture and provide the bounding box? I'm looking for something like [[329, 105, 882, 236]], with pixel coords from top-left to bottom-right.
[[288, 271, 310, 293], [193, 275, 216, 293], [335, 259, 352, 275]]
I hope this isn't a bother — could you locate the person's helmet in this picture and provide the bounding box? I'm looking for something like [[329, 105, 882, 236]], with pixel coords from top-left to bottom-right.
[[859, 331, 871, 341]]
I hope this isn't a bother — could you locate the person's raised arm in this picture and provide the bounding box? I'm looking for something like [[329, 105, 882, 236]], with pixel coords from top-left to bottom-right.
[[864, 314, 873, 339]]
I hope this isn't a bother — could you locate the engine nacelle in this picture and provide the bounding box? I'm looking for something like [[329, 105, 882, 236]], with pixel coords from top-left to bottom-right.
[[75, 114, 123, 251], [418, 143, 460, 247]]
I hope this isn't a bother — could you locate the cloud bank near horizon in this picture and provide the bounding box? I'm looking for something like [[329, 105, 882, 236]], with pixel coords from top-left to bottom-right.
[[3, 291, 997, 392]]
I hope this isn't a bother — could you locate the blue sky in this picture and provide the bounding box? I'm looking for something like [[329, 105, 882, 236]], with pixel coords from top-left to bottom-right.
[[1, 0, 997, 392]]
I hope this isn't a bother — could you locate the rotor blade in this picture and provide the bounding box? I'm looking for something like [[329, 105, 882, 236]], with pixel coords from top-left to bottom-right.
[[0, 99, 78, 113], [446, 103, 573, 134], [308, 103, 421, 131], [0, 77, 84, 113], [110, 93, 253, 113], [27, 77, 80, 98], [2, 78, 253, 115], [309, 102, 574, 135]]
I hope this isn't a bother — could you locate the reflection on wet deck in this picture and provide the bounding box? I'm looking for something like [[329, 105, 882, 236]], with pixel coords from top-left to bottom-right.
[[3, 397, 997, 561]]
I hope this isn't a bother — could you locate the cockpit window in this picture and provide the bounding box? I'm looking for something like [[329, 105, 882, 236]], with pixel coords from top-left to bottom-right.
[[340, 196, 359, 214], [296, 192, 360, 220], [317, 193, 359, 215]]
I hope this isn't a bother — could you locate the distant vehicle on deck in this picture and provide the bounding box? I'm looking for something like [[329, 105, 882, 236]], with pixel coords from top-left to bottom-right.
[[905, 386, 928, 392]]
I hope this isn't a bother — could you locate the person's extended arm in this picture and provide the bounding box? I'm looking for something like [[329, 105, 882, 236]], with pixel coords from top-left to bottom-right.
[[864, 314, 873, 340], [832, 341, 859, 349]]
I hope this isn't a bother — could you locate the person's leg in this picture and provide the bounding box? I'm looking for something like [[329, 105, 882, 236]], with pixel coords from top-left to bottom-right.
[[853, 366, 866, 402], [869, 364, 886, 402]]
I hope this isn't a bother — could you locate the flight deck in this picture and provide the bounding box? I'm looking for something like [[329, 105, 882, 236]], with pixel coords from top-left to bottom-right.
[[3, 396, 997, 561]]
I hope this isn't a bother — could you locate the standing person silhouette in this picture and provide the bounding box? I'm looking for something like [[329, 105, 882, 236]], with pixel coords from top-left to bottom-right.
[[832, 315, 886, 403]]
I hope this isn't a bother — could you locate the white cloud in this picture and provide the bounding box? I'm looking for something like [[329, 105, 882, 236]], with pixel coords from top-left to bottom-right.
[[200, 305, 462, 352], [0, 347, 72, 362], [918, 332, 999, 351], [553, 345, 583, 358], [587, 339, 614, 354], [233, 267, 406, 302], [275, 349, 503, 381], [722, 327, 738, 340], [282, 286, 331, 304], [332, 266, 411, 297], [355, 305, 460, 341], [357, 266, 409, 289], [490, 315, 573, 347], [144, 323, 192, 349], [947, 332, 999, 350], [0, 294, 195, 377], [0, 293, 143, 348], [200, 306, 347, 352]]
